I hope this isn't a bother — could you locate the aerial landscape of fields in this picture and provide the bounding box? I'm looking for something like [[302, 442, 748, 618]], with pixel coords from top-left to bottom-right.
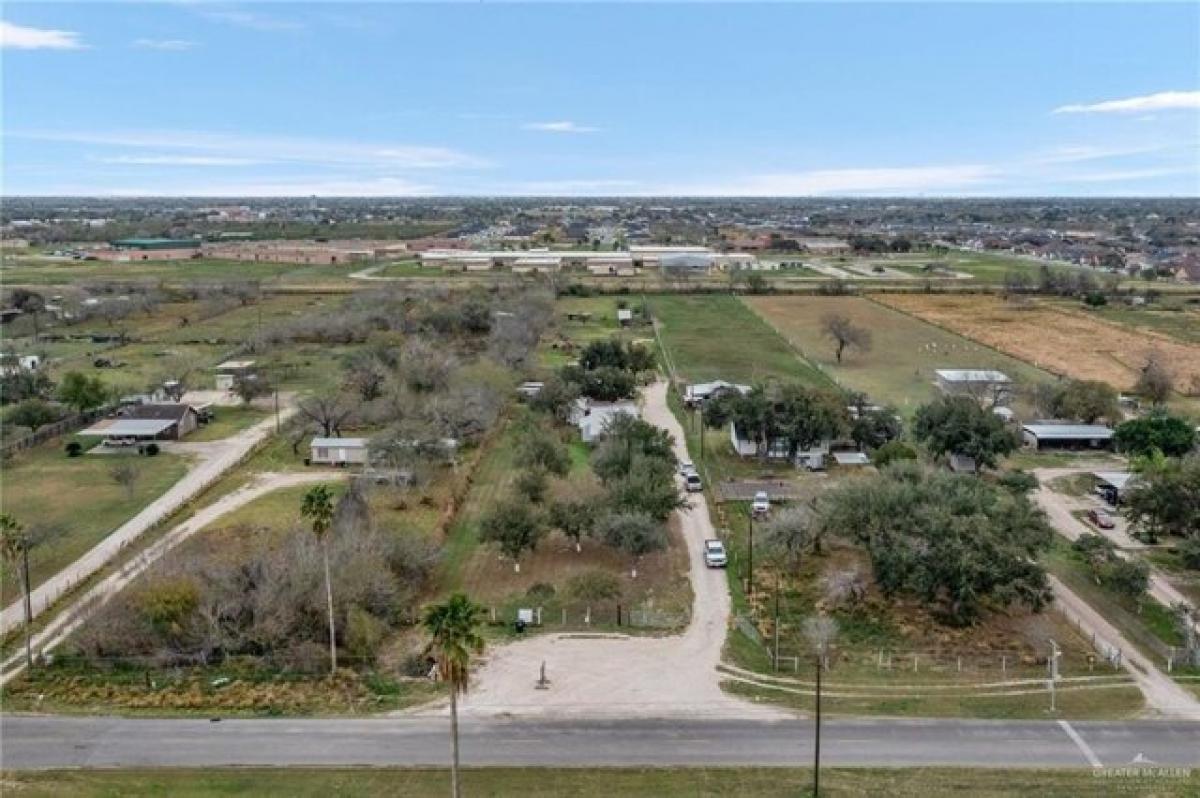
[[2, 1, 1200, 793]]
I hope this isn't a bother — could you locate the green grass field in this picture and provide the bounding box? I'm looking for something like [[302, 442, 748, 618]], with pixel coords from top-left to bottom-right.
[[7, 766, 1194, 797], [187, 406, 270, 442], [649, 295, 829, 386], [0, 257, 357, 286], [745, 294, 1053, 415], [0, 445, 189, 603]]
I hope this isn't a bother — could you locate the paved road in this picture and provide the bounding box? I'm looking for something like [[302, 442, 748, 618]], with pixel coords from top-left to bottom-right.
[[3, 714, 1199, 769], [0, 471, 341, 687], [459, 380, 764, 719], [0, 403, 297, 635]]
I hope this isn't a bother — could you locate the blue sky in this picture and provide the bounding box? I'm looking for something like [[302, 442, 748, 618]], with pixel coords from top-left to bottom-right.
[[3, 2, 1198, 196]]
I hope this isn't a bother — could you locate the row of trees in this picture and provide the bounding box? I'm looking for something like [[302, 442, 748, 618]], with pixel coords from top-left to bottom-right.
[[478, 414, 683, 571]]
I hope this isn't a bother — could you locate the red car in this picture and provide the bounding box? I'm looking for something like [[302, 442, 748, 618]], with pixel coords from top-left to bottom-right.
[[1087, 509, 1115, 530]]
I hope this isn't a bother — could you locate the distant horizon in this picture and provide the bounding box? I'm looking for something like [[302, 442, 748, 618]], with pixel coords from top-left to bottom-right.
[[3, 2, 1198, 197], [5, 194, 1199, 202]]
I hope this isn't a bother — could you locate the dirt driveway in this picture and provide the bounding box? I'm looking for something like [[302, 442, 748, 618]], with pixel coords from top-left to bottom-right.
[[452, 381, 779, 720], [0, 401, 297, 635]]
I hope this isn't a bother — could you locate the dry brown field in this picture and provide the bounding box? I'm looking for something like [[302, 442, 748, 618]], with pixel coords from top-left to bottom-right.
[[875, 294, 1200, 394]]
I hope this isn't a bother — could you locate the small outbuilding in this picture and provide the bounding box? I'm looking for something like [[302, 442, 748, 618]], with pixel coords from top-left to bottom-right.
[[1022, 423, 1114, 451], [214, 360, 257, 391], [832, 451, 871, 467], [685, 380, 751, 406], [310, 437, 369, 466], [935, 369, 1013, 405], [1093, 470, 1136, 505]]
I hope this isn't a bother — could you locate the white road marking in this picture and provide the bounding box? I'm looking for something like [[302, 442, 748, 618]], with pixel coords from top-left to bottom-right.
[[1058, 719, 1103, 769]]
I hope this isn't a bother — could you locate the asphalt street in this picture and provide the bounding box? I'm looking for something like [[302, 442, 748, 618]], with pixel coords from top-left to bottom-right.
[[3, 715, 1198, 770]]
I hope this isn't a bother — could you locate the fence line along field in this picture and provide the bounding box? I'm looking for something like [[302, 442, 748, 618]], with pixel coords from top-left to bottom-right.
[[875, 293, 1200, 395], [744, 295, 1052, 414]]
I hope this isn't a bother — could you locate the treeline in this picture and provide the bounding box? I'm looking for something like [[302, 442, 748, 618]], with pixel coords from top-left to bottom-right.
[[72, 487, 439, 671]]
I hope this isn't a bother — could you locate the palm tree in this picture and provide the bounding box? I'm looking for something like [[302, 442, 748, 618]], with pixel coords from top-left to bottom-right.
[[423, 593, 485, 798], [0, 513, 33, 668], [300, 485, 337, 674]]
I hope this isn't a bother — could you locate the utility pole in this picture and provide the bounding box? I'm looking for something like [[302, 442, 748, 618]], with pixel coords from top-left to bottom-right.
[[814, 651, 823, 797], [21, 541, 33, 668], [773, 573, 781, 672], [747, 511, 754, 599], [1047, 638, 1060, 713]]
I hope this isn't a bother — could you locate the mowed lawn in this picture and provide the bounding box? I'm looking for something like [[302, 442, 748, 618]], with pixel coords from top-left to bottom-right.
[[650, 295, 828, 386], [745, 295, 1052, 414], [0, 445, 189, 604], [10, 767, 1197, 798]]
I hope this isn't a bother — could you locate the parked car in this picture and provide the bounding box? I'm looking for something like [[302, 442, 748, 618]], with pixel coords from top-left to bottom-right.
[[703, 539, 727, 568], [1087, 508, 1115, 530], [684, 472, 703, 492], [752, 491, 770, 517], [679, 460, 695, 476]]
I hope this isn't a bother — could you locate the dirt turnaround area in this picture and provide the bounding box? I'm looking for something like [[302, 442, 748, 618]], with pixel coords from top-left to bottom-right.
[[876, 294, 1200, 392]]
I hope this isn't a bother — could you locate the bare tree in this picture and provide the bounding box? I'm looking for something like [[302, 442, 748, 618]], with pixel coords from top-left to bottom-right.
[[1135, 351, 1174, 406], [821, 566, 866, 609], [108, 461, 140, 500], [298, 389, 358, 437], [820, 313, 872, 364]]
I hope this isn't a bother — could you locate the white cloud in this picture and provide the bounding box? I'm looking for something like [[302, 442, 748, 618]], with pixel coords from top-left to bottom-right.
[[97, 155, 259, 166], [0, 21, 84, 50], [1029, 144, 1163, 165], [196, 8, 303, 33], [1053, 90, 1200, 115], [9, 128, 487, 170], [1060, 167, 1188, 184], [133, 38, 198, 51], [522, 121, 601, 134], [661, 165, 997, 196], [499, 179, 640, 194], [91, 176, 433, 198]]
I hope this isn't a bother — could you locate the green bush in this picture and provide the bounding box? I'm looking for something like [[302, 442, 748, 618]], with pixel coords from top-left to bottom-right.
[[567, 570, 622, 603], [344, 606, 386, 665], [144, 443, 160, 457], [526, 582, 557, 601], [65, 441, 83, 457]]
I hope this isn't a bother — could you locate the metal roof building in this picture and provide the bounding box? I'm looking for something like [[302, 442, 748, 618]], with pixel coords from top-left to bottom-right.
[[1022, 423, 1114, 451]]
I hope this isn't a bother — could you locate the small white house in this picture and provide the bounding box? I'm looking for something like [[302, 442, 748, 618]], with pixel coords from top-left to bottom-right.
[[0, 354, 40, 376], [577, 400, 640, 444], [310, 437, 369, 466]]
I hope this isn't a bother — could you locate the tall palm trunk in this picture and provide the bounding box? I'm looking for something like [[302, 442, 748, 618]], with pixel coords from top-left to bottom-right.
[[322, 539, 337, 673], [449, 685, 461, 798]]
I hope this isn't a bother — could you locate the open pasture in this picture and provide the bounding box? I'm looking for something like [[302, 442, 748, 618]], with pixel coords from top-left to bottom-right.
[[745, 295, 1051, 412], [876, 293, 1200, 395]]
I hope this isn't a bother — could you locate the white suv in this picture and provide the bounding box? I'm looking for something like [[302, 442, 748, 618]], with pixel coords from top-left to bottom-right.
[[703, 539, 727, 568], [752, 491, 770, 517]]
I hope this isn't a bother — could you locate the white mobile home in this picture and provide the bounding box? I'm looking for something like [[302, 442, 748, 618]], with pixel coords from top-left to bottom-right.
[[310, 437, 369, 466]]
